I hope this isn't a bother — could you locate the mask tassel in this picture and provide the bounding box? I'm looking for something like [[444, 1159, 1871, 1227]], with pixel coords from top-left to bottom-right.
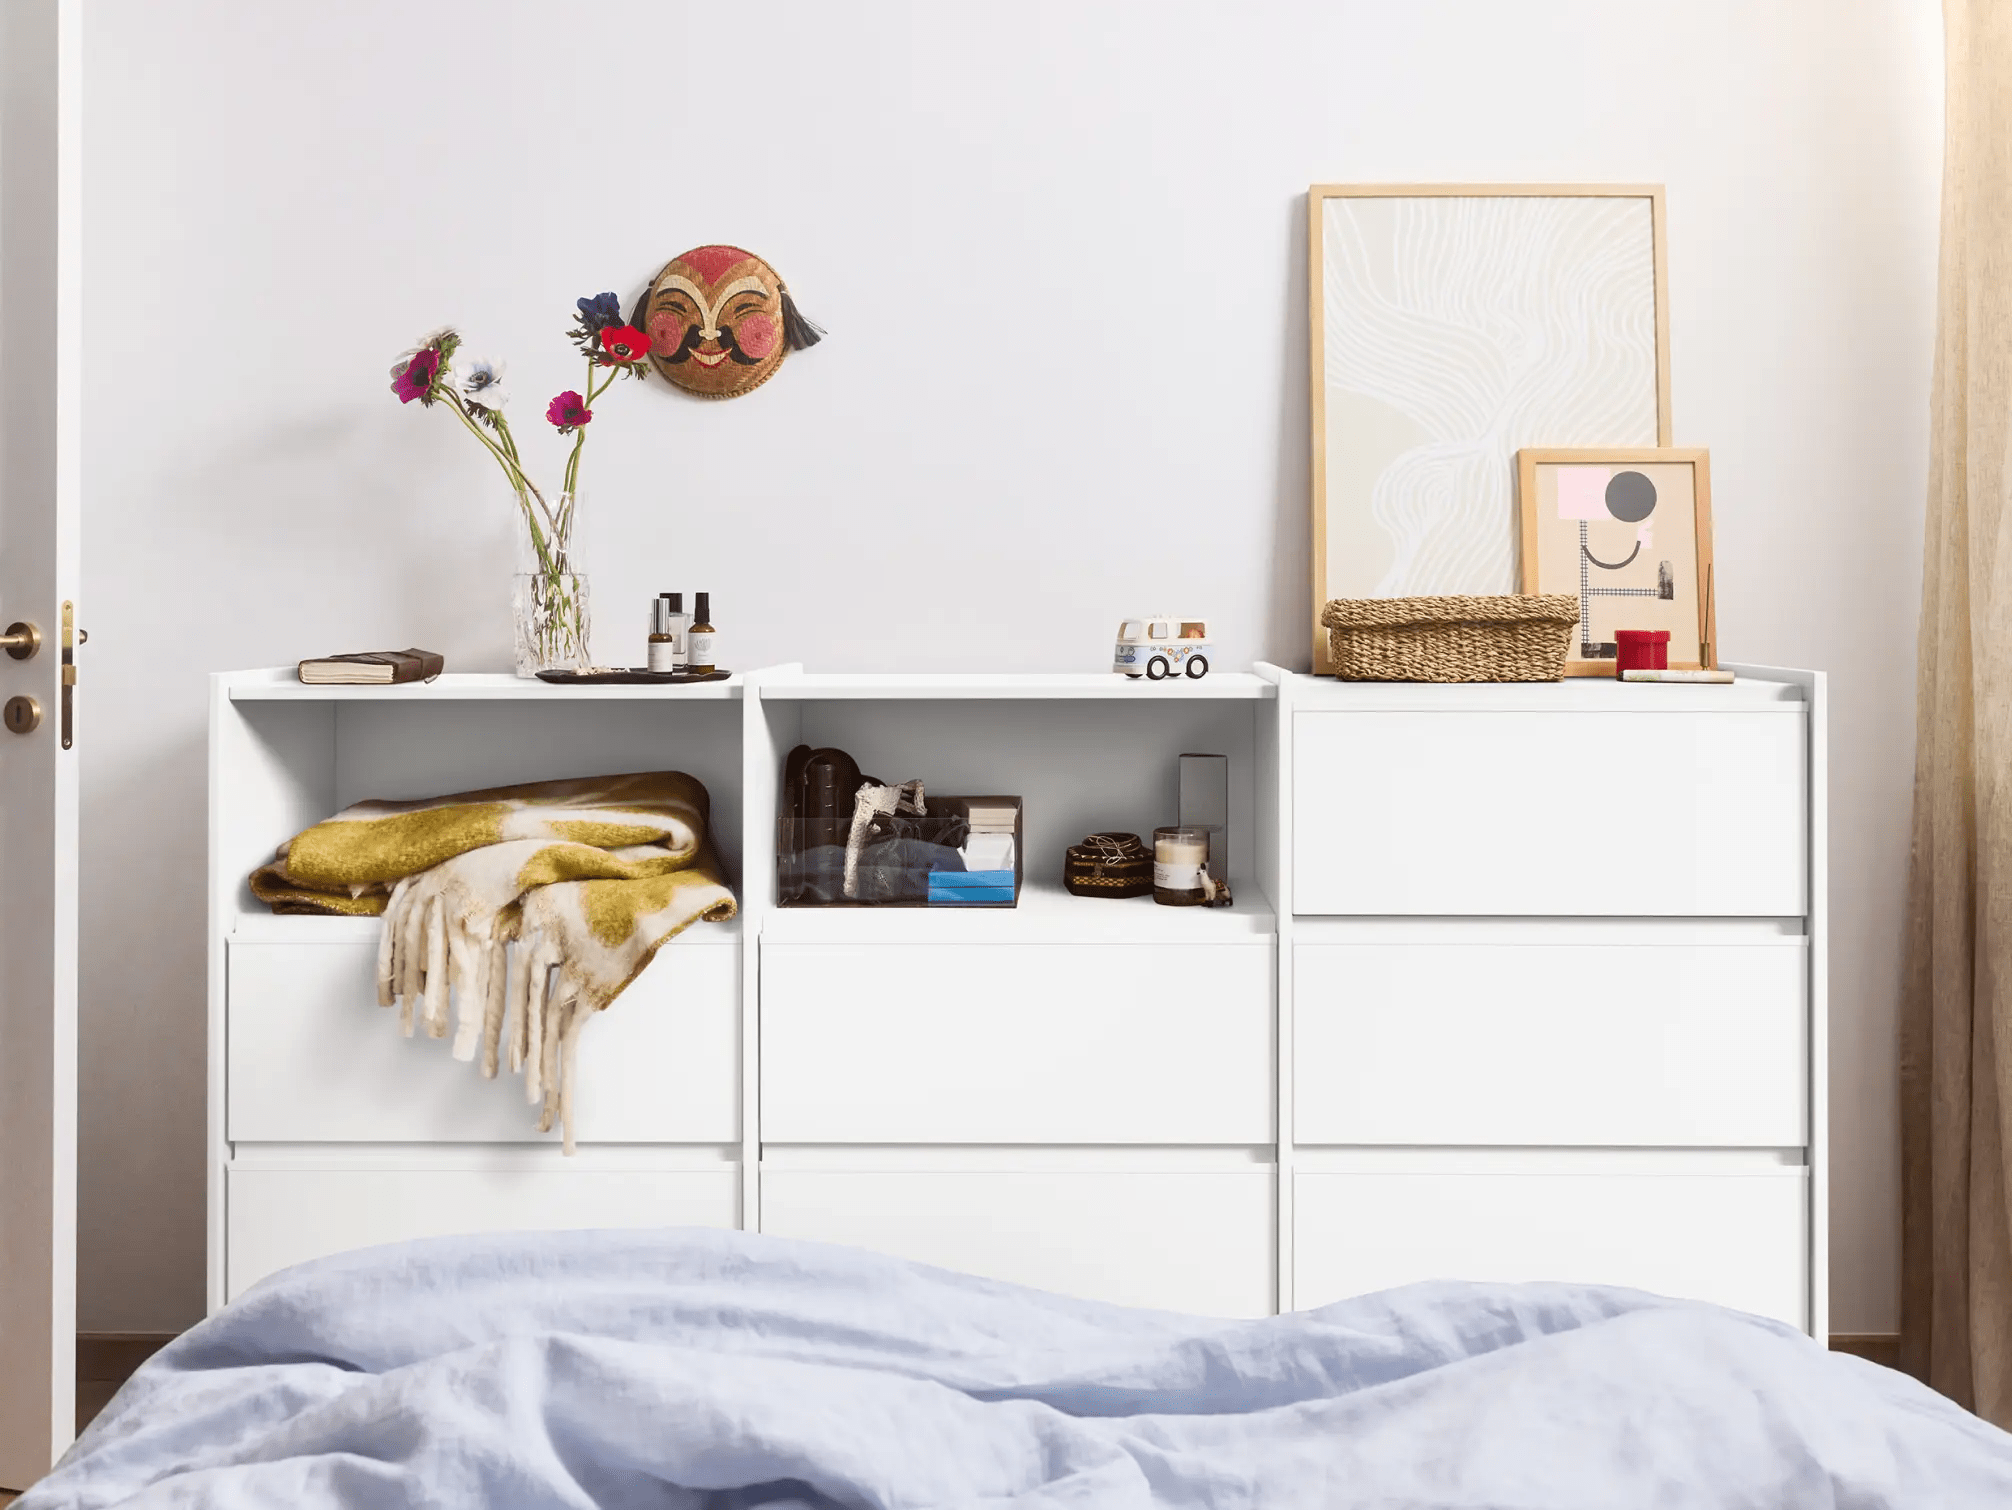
[[780, 287, 824, 351]]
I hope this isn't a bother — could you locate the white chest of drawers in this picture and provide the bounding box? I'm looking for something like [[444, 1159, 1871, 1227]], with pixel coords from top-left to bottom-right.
[[210, 664, 1824, 1334], [1276, 667, 1824, 1334]]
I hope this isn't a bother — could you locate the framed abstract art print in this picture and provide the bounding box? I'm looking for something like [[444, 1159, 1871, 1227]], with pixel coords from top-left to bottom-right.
[[1515, 447, 1715, 676], [1309, 184, 1670, 672]]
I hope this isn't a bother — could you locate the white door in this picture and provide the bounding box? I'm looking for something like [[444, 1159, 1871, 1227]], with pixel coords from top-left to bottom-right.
[[0, 0, 81, 1486]]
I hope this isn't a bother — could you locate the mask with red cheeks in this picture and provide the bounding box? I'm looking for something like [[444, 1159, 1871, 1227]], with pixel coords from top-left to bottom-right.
[[642, 246, 795, 398]]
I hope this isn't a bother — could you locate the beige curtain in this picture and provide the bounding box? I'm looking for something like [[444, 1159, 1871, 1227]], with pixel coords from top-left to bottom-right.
[[1901, 0, 2012, 1427]]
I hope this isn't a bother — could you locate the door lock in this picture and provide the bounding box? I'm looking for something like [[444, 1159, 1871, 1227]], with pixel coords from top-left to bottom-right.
[[4, 695, 42, 734], [0, 621, 40, 660]]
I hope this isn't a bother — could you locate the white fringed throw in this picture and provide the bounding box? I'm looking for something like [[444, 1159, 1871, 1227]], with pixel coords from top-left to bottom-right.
[[250, 772, 736, 1150]]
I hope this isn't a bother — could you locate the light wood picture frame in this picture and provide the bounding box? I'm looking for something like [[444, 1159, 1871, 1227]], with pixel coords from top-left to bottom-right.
[[1516, 446, 1714, 676], [1309, 184, 1671, 672]]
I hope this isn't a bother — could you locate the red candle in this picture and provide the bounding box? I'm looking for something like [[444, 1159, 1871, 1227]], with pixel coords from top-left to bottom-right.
[[1614, 629, 1671, 677]]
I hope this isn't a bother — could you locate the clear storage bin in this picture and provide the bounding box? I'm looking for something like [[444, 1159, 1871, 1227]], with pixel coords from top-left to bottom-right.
[[778, 794, 1022, 908]]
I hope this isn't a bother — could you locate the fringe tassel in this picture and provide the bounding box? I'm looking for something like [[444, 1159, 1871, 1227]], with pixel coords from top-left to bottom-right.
[[779, 286, 823, 350], [422, 899, 449, 1039], [449, 921, 483, 1062], [372, 906, 605, 1158], [559, 1005, 585, 1155], [536, 986, 564, 1132], [505, 939, 528, 1075], [479, 938, 509, 1078], [398, 890, 427, 1034], [523, 938, 559, 1107], [376, 878, 408, 1007]]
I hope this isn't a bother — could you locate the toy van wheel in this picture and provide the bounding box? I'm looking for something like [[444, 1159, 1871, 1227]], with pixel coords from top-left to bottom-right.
[[1123, 672, 1142, 679], [1185, 655, 1209, 679], [1146, 656, 1170, 681]]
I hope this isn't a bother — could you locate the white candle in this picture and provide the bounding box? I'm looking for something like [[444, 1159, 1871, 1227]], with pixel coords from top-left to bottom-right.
[[1154, 826, 1210, 903]]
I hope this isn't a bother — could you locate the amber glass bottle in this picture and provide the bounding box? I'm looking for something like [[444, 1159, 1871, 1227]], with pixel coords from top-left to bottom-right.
[[686, 593, 716, 675]]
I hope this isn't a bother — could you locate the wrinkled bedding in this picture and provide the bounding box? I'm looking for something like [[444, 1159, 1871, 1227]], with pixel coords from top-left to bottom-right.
[[24, 1227, 2012, 1508]]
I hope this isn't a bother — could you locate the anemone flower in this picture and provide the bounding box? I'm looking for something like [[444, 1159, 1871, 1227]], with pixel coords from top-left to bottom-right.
[[546, 390, 592, 433], [575, 292, 623, 333], [596, 325, 651, 365], [457, 356, 510, 411], [390, 347, 442, 405]]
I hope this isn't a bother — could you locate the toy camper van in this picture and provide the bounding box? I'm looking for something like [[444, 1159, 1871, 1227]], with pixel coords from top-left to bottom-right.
[[1114, 617, 1211, 680]]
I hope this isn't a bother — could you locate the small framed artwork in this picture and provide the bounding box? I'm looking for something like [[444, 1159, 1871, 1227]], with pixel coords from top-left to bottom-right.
[[1515, 447, 1715, 676], [1309, 184, 1671, 672]]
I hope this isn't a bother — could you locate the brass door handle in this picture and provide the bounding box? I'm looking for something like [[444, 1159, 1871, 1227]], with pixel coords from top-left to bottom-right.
[[1, 621, 41, 660]]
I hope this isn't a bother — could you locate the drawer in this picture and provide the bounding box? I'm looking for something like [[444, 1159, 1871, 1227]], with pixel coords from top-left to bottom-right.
[[1295, 940, 1807, 1146], [1294, 1166, 1807, 1328], [762, 1166, 1275, 1316], [1292, 710, 1806, 915], [225, 1160, 739, 1301], [228, 933, 739, 1144], [760, 942, 1273, 1144]]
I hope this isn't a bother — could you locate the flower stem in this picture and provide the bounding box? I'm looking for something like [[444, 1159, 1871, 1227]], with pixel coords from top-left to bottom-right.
[[444, 393, 563, 545]]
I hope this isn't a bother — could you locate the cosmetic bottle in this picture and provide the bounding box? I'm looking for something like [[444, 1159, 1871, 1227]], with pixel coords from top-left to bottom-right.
[[648, 595, 677, 673], [663, 592, 690, 672], [687, 593, 717, 675]]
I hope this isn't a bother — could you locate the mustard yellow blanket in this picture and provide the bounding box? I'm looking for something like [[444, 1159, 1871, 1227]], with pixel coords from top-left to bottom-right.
[[250, 771, 736, 1150]]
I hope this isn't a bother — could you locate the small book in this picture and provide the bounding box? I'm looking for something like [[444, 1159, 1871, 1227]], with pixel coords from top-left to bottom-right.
[[297, 648, 445, 685], [965, 803, 1019, 832]]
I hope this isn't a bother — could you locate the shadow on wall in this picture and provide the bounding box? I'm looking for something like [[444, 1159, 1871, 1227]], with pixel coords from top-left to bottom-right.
[[78, 405, 523, 1328], [77, 721, 208, 1327], [1266, 193, 1312, 671]]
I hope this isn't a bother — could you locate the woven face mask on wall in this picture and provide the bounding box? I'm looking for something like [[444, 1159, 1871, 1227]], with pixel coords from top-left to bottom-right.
[[635, 245, 822, 399]]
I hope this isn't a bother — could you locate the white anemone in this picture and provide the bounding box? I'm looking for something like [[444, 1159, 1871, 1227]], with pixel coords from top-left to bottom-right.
[[457, 356, 510, 411]]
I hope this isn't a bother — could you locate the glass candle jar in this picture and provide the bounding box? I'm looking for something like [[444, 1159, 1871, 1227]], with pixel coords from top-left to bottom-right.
[[1153, 825, 1211, 906]]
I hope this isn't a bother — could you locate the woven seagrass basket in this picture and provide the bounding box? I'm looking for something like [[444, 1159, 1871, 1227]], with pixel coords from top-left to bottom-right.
[[1320, 594, 1579, 682]]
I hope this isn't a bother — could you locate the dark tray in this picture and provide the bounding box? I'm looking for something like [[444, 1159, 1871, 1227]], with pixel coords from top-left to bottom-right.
[[535, 668, 733, 686]]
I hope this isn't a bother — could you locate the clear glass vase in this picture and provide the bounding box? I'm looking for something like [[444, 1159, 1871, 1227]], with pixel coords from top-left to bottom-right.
[[511, 491, 592, 677]]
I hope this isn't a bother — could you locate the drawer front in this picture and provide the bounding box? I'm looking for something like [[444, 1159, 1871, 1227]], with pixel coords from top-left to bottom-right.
[[228, 936, 739, 1144], [1295, 941, 1807, 1146], [760, 942, 1273, 1144], [762, 1167, 1275, 1316], [1294, 1167, 1808, 1329], [1292, 710, 1806, 916], [225, 1162, 738, 1301]]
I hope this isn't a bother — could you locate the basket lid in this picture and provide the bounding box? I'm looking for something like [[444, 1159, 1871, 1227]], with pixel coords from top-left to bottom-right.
[[1321, 594, 1579, 630]]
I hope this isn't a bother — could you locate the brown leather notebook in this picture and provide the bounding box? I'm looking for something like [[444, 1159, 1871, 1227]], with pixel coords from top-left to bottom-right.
[[296, 648, 445, 685]]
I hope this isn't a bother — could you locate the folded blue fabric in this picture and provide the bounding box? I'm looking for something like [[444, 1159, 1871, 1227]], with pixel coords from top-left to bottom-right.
[[929, 889, 1016, 905], [24, 1228, 2012, 1508], [927, 869, 1014, 889]]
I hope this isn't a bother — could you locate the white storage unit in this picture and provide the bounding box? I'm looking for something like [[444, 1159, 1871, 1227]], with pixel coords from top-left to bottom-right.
[[208, 672, 751, 1305], [210, 663, 1824, 1333], [1278, 668, 1826, 1335]]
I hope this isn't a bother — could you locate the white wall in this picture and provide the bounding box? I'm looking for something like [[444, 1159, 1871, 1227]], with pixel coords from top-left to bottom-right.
[[78, 0, 1941, 1332]]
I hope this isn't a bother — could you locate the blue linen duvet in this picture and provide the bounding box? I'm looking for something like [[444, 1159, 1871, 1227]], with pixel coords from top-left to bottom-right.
[[24, 1227, 2012, 1508]]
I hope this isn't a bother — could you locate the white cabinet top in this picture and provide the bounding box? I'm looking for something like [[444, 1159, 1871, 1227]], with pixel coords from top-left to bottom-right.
[[219, 669, 744, 701], [216, 667, 1280, 702], [1285, 667, 1809, 712], [753, 671, 1277, 701]]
